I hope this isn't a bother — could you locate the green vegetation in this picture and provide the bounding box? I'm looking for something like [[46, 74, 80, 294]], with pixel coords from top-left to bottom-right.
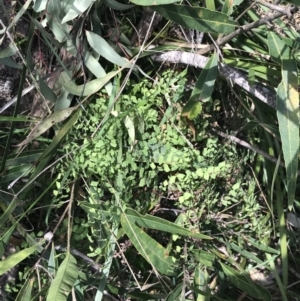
[[0, 0, 300, 300]]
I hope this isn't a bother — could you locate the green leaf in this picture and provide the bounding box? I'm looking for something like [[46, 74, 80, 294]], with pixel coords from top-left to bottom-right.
[[39, 77, 57, 103], [221, 0, 243, 15], [0, 116, 37, 122], [248, 68, 255, 87], [94, 223, 118, 301], [242, 236, 280, 255], [0, 164, 32, 184], [46, 253, 79, 301], [15, 277, 35, 301], [220, 263, 271, 301], [152, 5, 237, 34], [268, 32, 285, 64], [48, 243, 58, 277], [229, 243, 263, 265], [18, 110, 80, 199], [81, 205, 212, 240], [166, 283, 183, 301], [83, 48, 113, 95], [276, 78, 299, 209], [128, 209, 212, 239], [269, 32, 299, 209], [192, 250, 215, 267], [18, 107, 78, 146], [104, 0, 134, 10], [107, 284, 166, 300], [181, 101, 202, 120], [182, 52, 218, 119], [194, 264, 209, 301], [0, 43, 17, 58], [121, 213, 177, 276], [46, 0, 70, 43], [86, 31, 133, 68], [0, 57, 22, 69], [124, 115, 135, 149], [283, 0, 300, 5], [54, 88, 71, 111], [59, 70, 119, 96], [130, 0, 180, 5], [0, 198, 19, 228], [0, 243, 43, 275], [266, 254, 288, 301], [33, 0, 47, 12], [190, 51, 219, 102], [5, 0, 32, 33], [61, 0, 94, 24]]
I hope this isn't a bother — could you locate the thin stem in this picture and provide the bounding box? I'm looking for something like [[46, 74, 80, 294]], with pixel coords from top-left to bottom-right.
[[198, 6, 295, 55]]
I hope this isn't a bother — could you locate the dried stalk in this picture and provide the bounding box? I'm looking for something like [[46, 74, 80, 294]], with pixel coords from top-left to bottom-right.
[[151, 51, 276, 109], [198, 5, 295, 55]]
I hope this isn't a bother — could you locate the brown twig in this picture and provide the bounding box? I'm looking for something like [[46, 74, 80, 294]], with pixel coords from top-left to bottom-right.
[[151, 51, 276, 108], [211, 127, 300, 176], [198, 6, 295, 55], [256, 0, 293, 17]]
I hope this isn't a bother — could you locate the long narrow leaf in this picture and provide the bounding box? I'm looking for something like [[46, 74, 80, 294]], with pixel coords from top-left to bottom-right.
[[86, 31, 133, 68], [268, 32, 299, 209], [220, 263, 271, 301], [62, 0, 94, 24], [121, 213, 176, 276], [46, 253, 79, 301], [182, 51, 218, 119], [80, 204, 212, 240], [152, 5, 237, 34], [59, 70, 119, 96], [18, 107, 77, 146], [15, 277, 35, 301], [129, 0, 180, 5], [126, 208, 212, 240], [0, 243, 43, 275]]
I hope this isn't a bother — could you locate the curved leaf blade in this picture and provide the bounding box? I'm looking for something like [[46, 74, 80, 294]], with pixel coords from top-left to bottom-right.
[[0, 43, 17, 58], [83, 49, 113, 95], [130, 0, 179, 5], [277, 77, 299, 210], [182, 51, 218, 119], [15, 277, 35, 301], [152, 5, 237, 34], [18, 107, 77, 146], [54, 88, 72, 111], [0, 244, 42, 275], [126, 208, 212, 240], [0, 164, 32, 184], [5, 150, 43, 167], [33, 0, 47, 12], [121, 213, 177, 276], [268, 32, 299, 209], [268, 32, 284, 63], [191, 51, 219, 102], [81, 205, 212, 240], [46, 253, 79, 301], [46, 0, 70, 43], [220, 263, 271, 301], [181, 101, 202, 120], [62, 0, 94, 24], [104, 0, 135, 10], [124, 115, 135, 149], [86, 31, 133, 68], [18, 110, 80, 199], [59, 70, 119, 96]]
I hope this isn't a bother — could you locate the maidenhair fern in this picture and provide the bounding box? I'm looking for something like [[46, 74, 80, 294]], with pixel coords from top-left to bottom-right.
[[52, 69, 267, 259], [54, 69, 245, 212]]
